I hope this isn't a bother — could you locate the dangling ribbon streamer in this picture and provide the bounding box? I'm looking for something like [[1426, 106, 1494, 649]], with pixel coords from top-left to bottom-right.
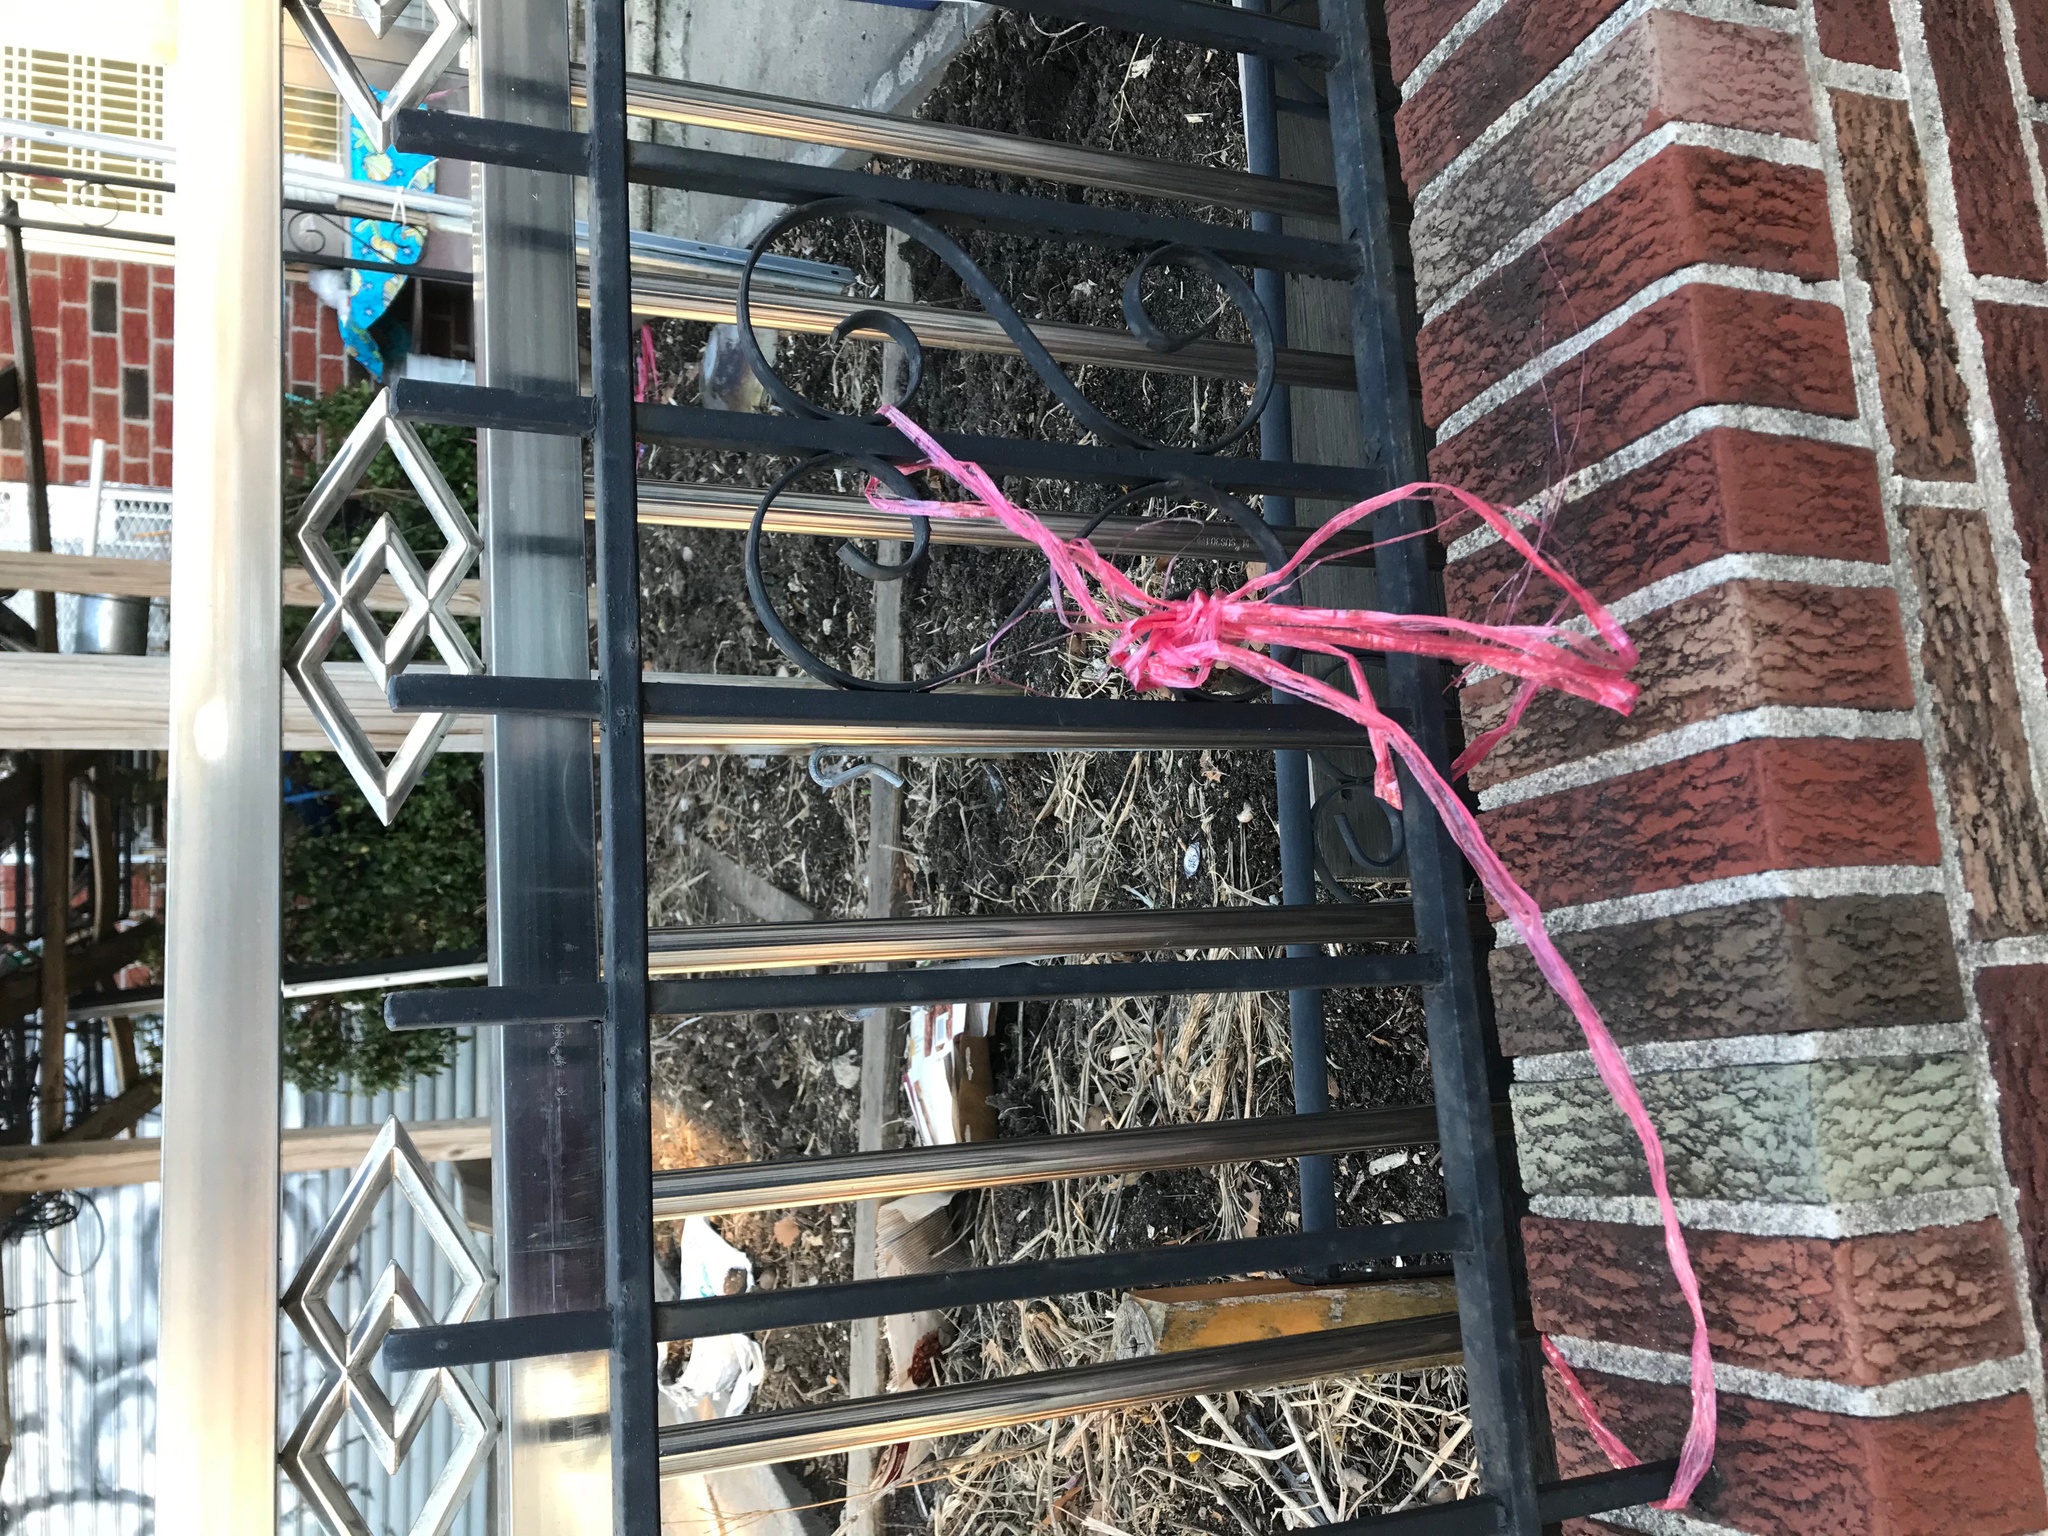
[[869, 404, 1716, 1508]]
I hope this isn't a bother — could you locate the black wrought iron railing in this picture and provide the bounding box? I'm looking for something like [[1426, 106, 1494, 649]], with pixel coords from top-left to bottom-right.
[[367, 2, 1672, 1531]]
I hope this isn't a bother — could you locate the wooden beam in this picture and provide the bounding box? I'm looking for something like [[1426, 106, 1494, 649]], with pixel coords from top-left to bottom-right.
[[0, 653, 489, 753], [0, 1115, 492, 1193], [0, 549, 482, 616]]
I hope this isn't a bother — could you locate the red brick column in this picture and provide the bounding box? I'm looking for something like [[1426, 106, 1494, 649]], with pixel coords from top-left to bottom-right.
[[1390, 0, 2048, 1529]]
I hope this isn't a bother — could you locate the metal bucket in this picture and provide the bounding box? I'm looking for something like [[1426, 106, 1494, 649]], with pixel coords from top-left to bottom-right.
[[69, 594, 151, 656]]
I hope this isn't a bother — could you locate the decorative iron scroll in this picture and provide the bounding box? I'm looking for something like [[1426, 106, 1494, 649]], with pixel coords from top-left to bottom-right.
[[734, 197, 1287, 694], [286, 387, 483, 824], [280, 1118, 497, 1536]]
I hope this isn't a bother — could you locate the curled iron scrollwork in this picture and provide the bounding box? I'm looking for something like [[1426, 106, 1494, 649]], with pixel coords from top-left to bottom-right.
[[734, 196, 1288, 695]]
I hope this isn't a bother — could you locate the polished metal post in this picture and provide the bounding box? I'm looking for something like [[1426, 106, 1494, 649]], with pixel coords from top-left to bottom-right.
[[470, 0, 613, 1526], [155, 0, 282, 1529]]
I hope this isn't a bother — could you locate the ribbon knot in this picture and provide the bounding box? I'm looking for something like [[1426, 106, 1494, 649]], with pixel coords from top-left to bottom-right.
[[866, 405, 1717, 1509], [1109, 590, 1232, 693]]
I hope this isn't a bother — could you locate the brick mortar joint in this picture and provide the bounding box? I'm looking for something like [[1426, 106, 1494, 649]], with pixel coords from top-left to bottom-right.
[[1511, 1021, 1974, 1081], [1546, 1331, 2035, 1415], [1491, 864, 1945, 946], [1528, 1186, 2003, 1237], [1474, 705, 1921, 812]]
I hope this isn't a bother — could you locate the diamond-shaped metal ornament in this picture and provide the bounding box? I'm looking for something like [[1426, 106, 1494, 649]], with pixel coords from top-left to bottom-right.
[[283, 0, 470, 153], [286, 387, 482, 825], [281, 1118, 497, 1536]]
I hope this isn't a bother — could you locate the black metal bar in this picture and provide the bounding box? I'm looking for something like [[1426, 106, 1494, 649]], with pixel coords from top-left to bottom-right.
[[383, 951, 1434, 1028], [389, 378, 595, 437], [1313, 1461, 1685, 1533], [650, 951, 1435, 1016], [646, 899, 1426, 972], [387, 377, 1380, 499], [0, 158, 170, 194], [1318, 1, 1542, 1530], [657, 1314, 1462, 1472], [661, 1221, 1459, 1338], [582, 0, 662, 1524], [384, 1307, 614, 1371], [0, 210, 172, 247], [386, 982, 604, 1028], [1237, 0, 1337, 1241], [393, 113, 1352, 277], [383, 1218, 1465, 1370], [286, 249, 477, 284], [649, 1102, 1446, 1217], [1534, 1462, 1682, 1523], [389, 672, 1405, 750]]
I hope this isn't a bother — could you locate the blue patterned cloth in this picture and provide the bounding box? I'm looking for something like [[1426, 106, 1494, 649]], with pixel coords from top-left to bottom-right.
[[339, 97, 435, 380]]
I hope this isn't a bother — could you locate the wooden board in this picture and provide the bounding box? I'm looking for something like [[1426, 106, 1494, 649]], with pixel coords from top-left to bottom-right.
[[0, 1115, 492, 1192]]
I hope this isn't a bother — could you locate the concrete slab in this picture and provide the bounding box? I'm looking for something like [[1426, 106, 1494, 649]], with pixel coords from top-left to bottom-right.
[[638, 0, 990, 246]]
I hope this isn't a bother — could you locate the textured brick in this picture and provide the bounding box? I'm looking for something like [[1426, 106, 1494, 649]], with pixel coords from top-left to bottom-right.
[[58, 300, 85, 359], [149, 281, 172, 337], [1397, 0, 1626, 188], [1904, 505, 2048, 937], [1925, 0, 2047, 280], [1493, 892, 1964, 1054], [1835, 92, 1976, 479], [1547, 1370, 2047, 1536], [1814, 0, 1900, 68], [1976, 967, 2048, 1343], [1513, 1053, 1993, 1201], [1483, 737, 1940, 910], [2018, 2, 2048, 98], [1460, 580, 1912, 788], [1409, 12, 1812, 306], [1525, 1216, 2022, 1383], [1446, 431, 1884, 622], [1418, 145, 1835, 424], [1979, 302, 2048, 663], [1388, 0, 1478, 83], [1430, 286, 1857, 506]]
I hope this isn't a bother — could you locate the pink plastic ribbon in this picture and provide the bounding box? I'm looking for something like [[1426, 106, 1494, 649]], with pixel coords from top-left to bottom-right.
[[869, 404, 1717, 1507]]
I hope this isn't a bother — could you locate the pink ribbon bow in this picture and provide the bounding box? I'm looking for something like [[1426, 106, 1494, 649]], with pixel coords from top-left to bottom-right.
[[869, 404, 1717, 1508]]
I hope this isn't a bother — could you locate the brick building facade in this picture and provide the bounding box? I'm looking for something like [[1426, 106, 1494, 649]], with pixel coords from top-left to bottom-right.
[[1, 251, 349, 489], [1391, 0, 2048, 1528]]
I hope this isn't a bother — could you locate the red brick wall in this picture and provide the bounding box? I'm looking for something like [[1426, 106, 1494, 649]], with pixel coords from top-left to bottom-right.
[[1391, 0, 2048, 1528], [2, 253, 347, 489]]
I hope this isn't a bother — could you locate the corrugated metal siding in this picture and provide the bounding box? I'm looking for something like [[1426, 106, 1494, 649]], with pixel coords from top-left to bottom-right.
[[2, 1029, 500, 1535]]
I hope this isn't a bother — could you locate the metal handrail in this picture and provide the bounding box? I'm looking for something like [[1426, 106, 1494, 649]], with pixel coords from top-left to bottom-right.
[[647, 901, 1418, 973], [648, 1103, 1442, 1218], [655, 1315, 1463, 1476], [572, 69, 1342, 220]]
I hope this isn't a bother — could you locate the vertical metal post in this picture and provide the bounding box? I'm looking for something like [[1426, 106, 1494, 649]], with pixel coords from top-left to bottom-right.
[[155, 0, 282, 1529], [1236, 5, 1333, 1235], [470, 0, 613, 1525], [1318, 0, 1541, 1529], [583, 0, 661, 1524]]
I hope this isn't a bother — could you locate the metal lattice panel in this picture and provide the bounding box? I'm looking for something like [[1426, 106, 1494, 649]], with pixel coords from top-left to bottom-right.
[[282, 0, 470, 153], [284, 386, 482, 824], [280, 1118, 497, 1536]]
